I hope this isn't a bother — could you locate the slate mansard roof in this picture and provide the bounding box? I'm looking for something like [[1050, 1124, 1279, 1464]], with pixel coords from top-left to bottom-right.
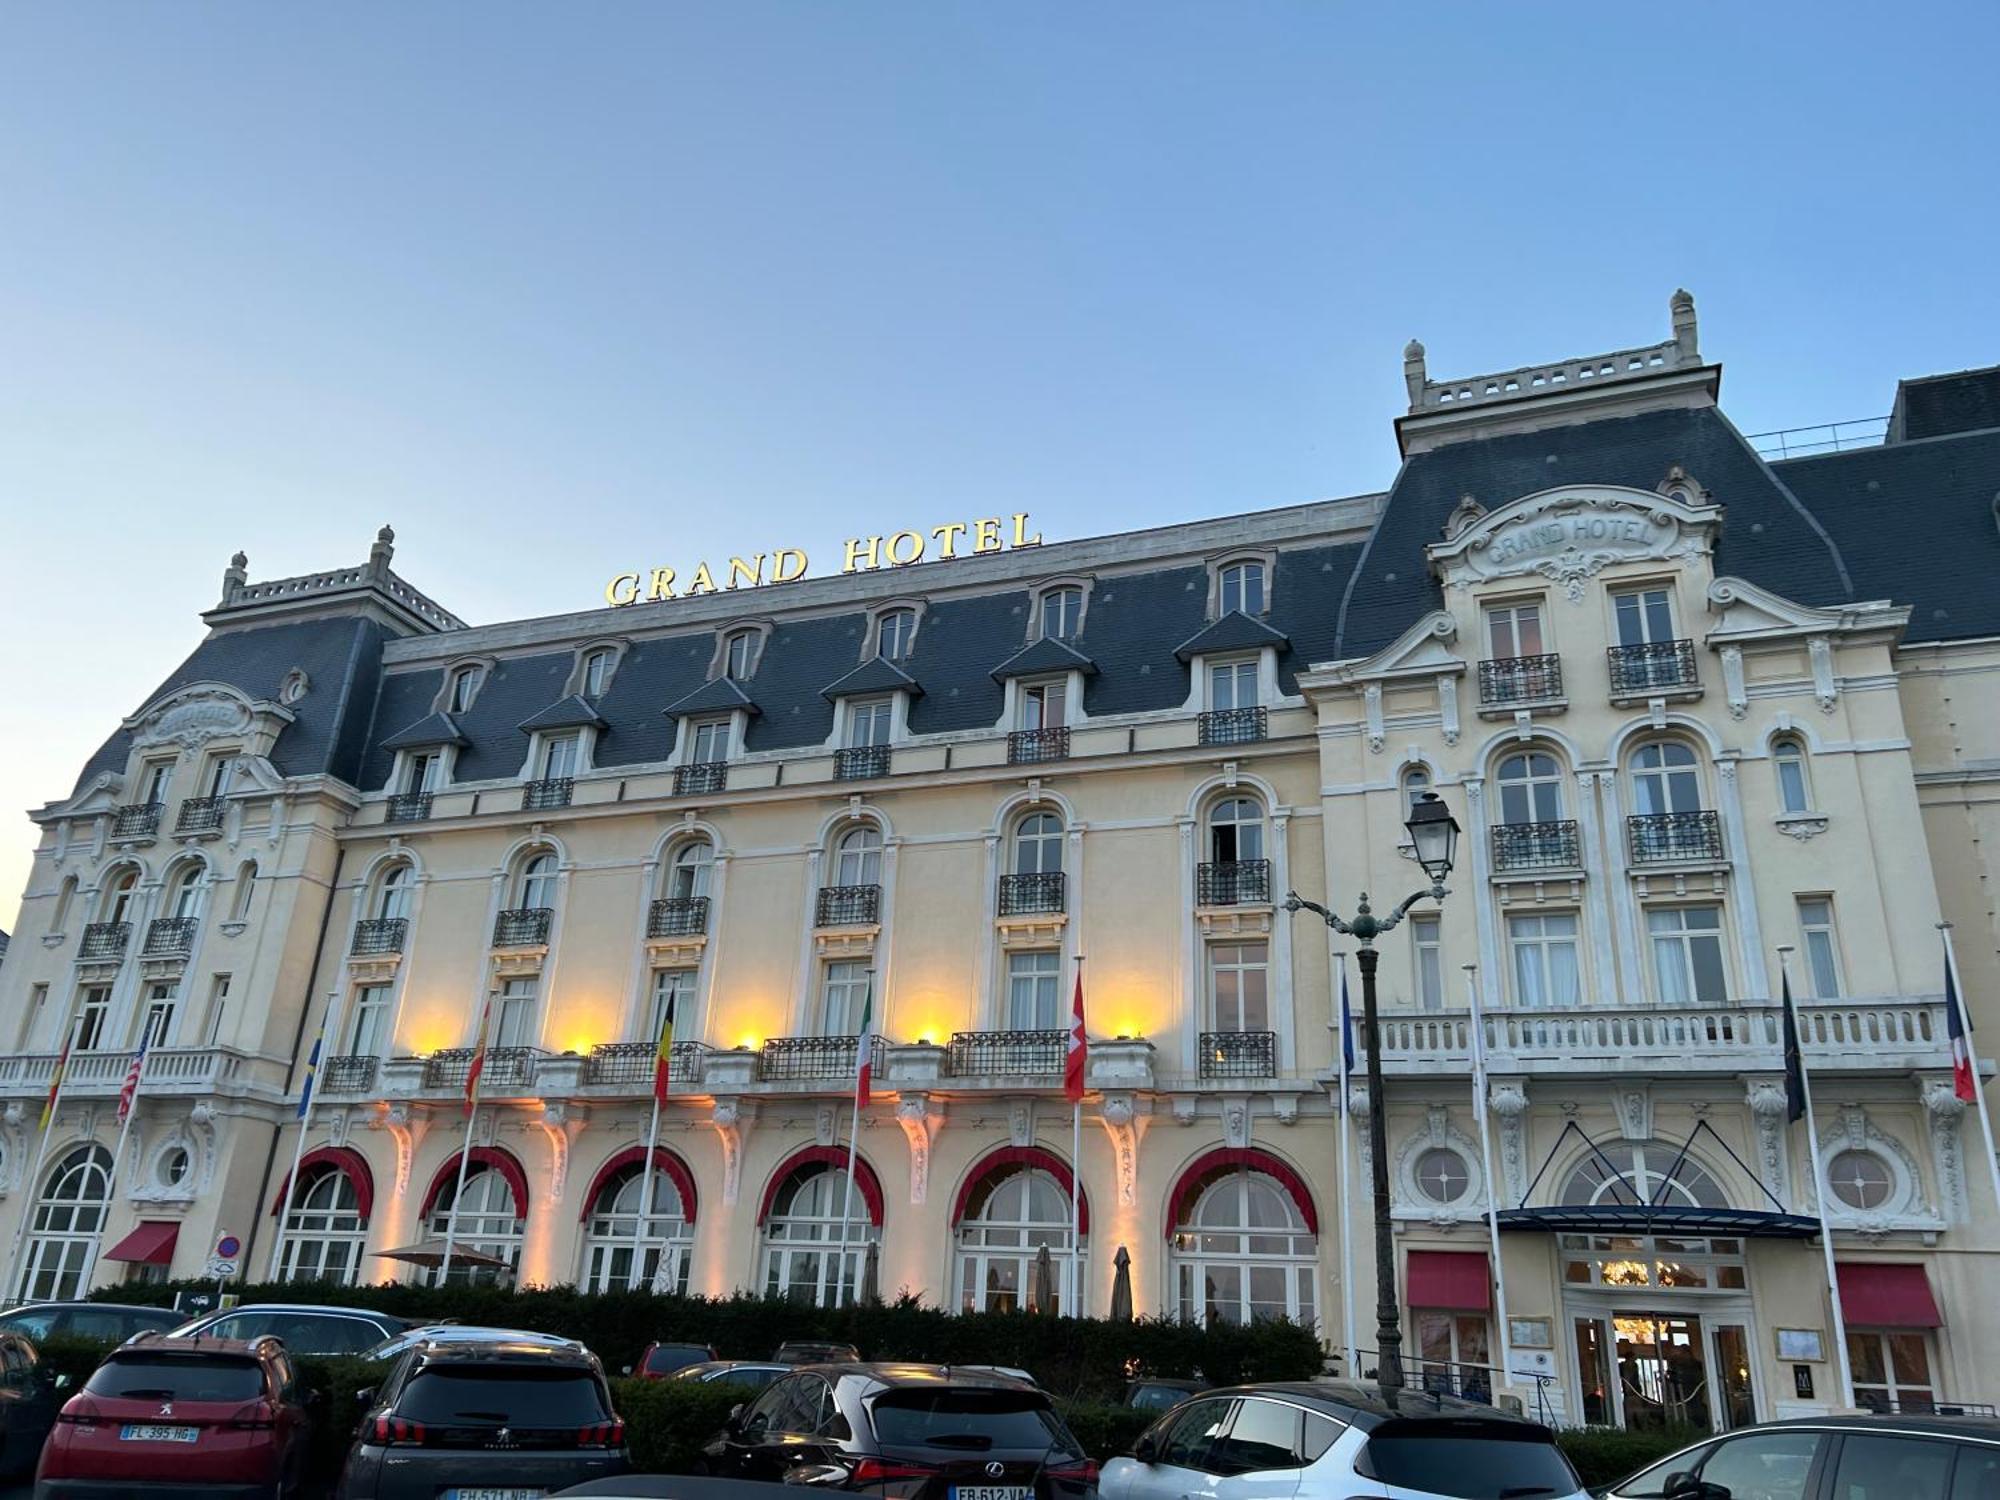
[[64, 342, 2000, 802]]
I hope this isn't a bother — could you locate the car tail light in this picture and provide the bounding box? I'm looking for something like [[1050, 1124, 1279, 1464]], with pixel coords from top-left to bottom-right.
[[55, 1397, 101, 1425], [576, 1418, 625, 1447], [227, 1399, 278, 1431], [849, 1457, 939, 1484], [1049, 1460, 1100, 1487], [369, 1415, 427, 1445]]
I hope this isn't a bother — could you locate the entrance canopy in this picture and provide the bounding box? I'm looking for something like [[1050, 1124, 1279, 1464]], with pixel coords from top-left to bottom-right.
[[1499, 1204, 1821, 1239]]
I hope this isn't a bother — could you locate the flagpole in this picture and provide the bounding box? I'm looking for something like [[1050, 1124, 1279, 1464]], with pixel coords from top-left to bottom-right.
[[834, 969, 871, 1310], [439, 995, 493, 1286], [1939, 923, 2000, 1218], [1781, 947, 1856, 1410], [1465, 964, 1514, 1402], [1069, 954, 1085, 1318], [267, 986, 344, 1280], [5, 1013, 82, 1299], [637, 1087, 665, 1292], [1333, 951, 1357, 1379]]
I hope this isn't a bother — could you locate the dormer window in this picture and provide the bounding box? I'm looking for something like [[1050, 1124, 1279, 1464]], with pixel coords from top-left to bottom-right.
[[1038, 587, 1083, 642], [688, 718, 731, 766], [581, 649, 613, 699], [1021, 680, 1066, 731], [406, 751, 444, 794], [447, 666, 481, 714], [725, 629, 760, 681], [1219, 561, 1266, 616], [539, 733, 580, 781], [848, 698, 893, 748], [876, 608, 917, 662], [1209, 658, 1258, 711]]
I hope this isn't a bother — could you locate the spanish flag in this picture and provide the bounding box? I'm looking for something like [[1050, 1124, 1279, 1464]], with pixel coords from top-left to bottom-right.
[[463, 993, 495, 1117], [40, 1023, 75, 1134], [652, 990, 677, 1107]]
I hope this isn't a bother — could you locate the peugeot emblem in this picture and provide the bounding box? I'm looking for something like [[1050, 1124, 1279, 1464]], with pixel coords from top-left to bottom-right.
[[985, 1461, 1006, 1478], [158, 1403, 173, 1418]]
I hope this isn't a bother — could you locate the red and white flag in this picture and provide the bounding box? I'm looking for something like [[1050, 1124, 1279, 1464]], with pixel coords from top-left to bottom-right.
[[1947, 942, 1977, 1104], [116, 1038, 149, 1128], [853, 976, 875, 1108], [1063, 967, 1088, 1104], [463, 994, 495, 1117]]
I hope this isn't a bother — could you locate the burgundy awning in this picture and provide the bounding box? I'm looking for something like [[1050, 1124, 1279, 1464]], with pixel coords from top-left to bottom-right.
[[1406, 1249, 1491, 1312], [1837, 1262, 1942, 1327], [103, 1220, 179, 1265]]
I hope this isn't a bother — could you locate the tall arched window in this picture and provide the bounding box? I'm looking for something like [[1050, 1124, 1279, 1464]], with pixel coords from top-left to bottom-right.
[[1218, 561, 1267, 615], [278, 1164, 367, 1284], [1402, 767, 1432, 814], [875, 609, 917, 662], [1631, 741, 1703, 815], [833, 825, 883, 887], [52, 876, 77, 934], [373, 864, 413, 921], [581, 1161, 693, 1294], [668, 840, 714, 901], [1170, 1164, 1317, 1327], [762, 1164, 875, 1307], [447, 666, 481, 714], [581, 648, 614, 699], [165, 863, 204, 920], [955, 1166, 1078, 1315], [19, 1145, 112, 1301], [1496, 752, 1564, 824], [1012, 812, 1064, 876], [723, 630, 760, 681], [1772, 736, 1812, 814], [516, 852, 558, 911], [1038, 587, 1083, 642], [1207, 796, 1266, 864], [1557, 1140, 1744, 1292], [101, 868, 140, 927], [426, 1166, 522, 1287], [230, 860, 259, 922]]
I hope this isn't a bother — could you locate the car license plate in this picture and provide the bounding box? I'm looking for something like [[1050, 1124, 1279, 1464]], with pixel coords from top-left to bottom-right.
[[952, 1488, 1031, 1500], [119, 1424, 198, 1443], [442, 1490, 546, 1500]]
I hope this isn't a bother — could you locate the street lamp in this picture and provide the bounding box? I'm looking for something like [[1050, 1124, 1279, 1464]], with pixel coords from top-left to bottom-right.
[[1285, 790, 1460, 1399]]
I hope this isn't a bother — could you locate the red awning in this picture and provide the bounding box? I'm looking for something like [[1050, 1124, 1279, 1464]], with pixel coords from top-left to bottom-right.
[[1407, 1250, 1491, 1312], [1837, 1262, 1943, 1328], [103, 1220, 179, 1266]]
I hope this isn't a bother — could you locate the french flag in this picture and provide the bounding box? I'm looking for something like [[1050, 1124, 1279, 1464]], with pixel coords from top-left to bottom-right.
[[1947, 945, 1976, 1104]]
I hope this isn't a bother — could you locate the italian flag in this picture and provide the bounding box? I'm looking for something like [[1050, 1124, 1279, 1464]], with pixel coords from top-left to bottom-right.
[[853, 976, 875, 1108]]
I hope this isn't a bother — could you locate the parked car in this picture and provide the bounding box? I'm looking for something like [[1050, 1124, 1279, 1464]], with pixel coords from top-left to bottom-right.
[[169, 1304, 412, 1357], [1100, 1381, 1586, 1500], [0, 1302, 182, 1345], [337, 1338, 628, 1499], [555, 1481, 805, 1500], [0, 1329, 59, 1478], [632, 1340, 721, 1378], [34, 1332, 313, 1499], [1123, 1377, 1206, 1412], [362, 1323, 584, 1362], [671, 1361, 790, 1391], [770, 1340, 861, 1365], [701, 1362, 1097, 1496], [1599, 1412, 2000, 1500], [956, 1365, 1038, 1386]]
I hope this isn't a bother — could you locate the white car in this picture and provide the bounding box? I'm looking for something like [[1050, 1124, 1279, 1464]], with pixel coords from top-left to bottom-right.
[[1098, 1381, 1588, 1500]]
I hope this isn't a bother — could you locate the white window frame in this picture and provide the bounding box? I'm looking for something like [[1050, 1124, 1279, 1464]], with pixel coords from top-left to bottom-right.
[[1797, 897, 1843, 1000], [581, 1162, 693, 1295], [1484, 600, 1547, 660], [687, 717, 732, 766], [139, 981, 178, 1049], [1004, 950, 1062, 1030], [277, 1165, 367, 1286], [724, 629, 760, 681], [1646, 904, 1729, 1006], [1412, 914, 1444, 1011], [580, 649, 614, 699], [1207, 795, 1267, 864], [1168, 1169, 1316, 1328], [650, 967, 700, 1042], [1208, 657, 1260, 712], [1208, 941, 1270, 1032], [1496, 751, 1565, 825], [424, 1167, 521, 1287], [762, 1165, 873, 1308], [1508, 912, 1582, 1008], [1631, 740, 1704, 816], [1213, 557, 1270, 617], [872, 607, 920, 662], [832, 825, 883, 887], [956, 1167, 1079, 1315], [445, 664, 484, 714], [1036, 585, 1084, 643], [1020, 679, 1067, 731], [347, 983, 392, 1057], [1773, 736, 1813, 814], [847, 698, 893, 748], [820, 960, 872, 1036], [1612, 585, 1678, 647], [493, 976, 540, 1049]]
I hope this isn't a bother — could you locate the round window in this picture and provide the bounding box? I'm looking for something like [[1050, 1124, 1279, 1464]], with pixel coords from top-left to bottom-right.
[[157, 1146, 191, 1190], [1827, 1150, 1892, 1211], [1415, 1147, 1470, 1205]]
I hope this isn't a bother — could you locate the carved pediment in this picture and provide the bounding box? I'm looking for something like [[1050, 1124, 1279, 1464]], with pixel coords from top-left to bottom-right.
[[121, 682, 296, 756], [1705, 577, 1909, 643], [1323, 611, 1463, 686], [1428, 485, 1719, 602]]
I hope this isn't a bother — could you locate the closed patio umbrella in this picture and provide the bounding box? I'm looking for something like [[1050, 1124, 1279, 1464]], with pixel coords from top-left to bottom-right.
[[860, 1239, 882, 1306], [1110, 1245, 1133, 1322], [1030, 1244, 1055, 1315]]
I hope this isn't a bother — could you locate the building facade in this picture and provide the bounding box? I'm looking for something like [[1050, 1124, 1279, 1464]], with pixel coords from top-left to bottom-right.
[[5, 294, 2000, 1428]]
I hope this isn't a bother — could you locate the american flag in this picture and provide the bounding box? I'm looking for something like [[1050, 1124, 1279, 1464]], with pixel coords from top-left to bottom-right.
[[116, 1038, 149, 1128]]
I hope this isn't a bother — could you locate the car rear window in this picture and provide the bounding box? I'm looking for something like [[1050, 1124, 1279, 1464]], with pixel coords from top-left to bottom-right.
[[1357, 1422, 1578, 1500], [398, 1366, 608, 1426], [643, 1344, 710, 1373], [872, 1391, 1078, 1455], [86, 1355, 264, 1402]]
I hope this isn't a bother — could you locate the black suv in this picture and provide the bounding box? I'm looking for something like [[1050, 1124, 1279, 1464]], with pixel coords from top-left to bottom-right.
[[703, 1363, 1096, 1498], [336, 1338, 627, 1500]]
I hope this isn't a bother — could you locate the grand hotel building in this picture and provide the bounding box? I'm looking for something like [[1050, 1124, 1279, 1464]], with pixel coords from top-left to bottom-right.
[[4, 295, 2000, 1428]]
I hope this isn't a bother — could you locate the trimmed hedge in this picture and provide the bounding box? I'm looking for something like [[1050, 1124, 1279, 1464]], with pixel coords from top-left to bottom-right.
[[1556, 1425, 1704, 1487]]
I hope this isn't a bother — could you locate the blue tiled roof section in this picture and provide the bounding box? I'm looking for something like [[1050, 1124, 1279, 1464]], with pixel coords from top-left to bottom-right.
[[1174, 610, 1290, 662], [1773, 428, 2000, 644], [380, 711, 468, 750], [1337, 407, 1854, 657], [517, 694, 608, 732], [1893, 366, 2000, 442], [823, 656, 922, 701], [991, 636, 1097, 681], [663, 678, 757, 717]]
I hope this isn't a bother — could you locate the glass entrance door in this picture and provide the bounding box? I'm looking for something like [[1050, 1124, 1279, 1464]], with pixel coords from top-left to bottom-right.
[[1571, 1311, 1757, 1433]]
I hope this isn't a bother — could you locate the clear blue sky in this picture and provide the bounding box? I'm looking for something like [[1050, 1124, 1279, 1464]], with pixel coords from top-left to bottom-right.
[[3, 2, 1996, 921]]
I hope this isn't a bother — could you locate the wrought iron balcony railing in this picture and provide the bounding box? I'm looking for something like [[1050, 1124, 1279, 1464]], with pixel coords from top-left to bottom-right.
[[111, 803, 163, 840], [174, 797, 226, 835], [835, 745, 891, 781], [142, 916, 198, 959], [1491, 819, 1582, 872], [491, 907, 554, 948], [949, 1029, 1067, 1077], [1607, 639, 1699, 696], [1197, 859, 1272, 906], [423, 1045, 544, 1091], [814, 884, 881, 927], [1478, 654, 1564, 706], [1200, 1029, 1278, 1079], [675, 761, 728, 796], [321, 1055, 380, 1093], [78, 922, 132, 961], [1198, 706, 1268, 746], [647, 896, 710, 939], [523, 776, 574, 811], [1007, 726, 1070, 765], [1628, 810, 1725, 863], [585, 1039, 709, 1087], [351, 917, 409, 956], [997, 872, 1065, 916], [386, 791, 433, 823], [759, 1034, 881, 1082]]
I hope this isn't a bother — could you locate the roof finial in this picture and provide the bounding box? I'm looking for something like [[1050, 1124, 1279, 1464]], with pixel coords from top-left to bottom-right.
[[222, 550, 249, 601], [1670, 288, 1698, 363], [1403, 339, 1428, 409], [369, 525, 396, 578]]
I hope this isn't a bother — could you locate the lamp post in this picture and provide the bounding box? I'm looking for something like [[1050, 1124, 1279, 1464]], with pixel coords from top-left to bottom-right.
[[1285, 790, 1460, 1399]]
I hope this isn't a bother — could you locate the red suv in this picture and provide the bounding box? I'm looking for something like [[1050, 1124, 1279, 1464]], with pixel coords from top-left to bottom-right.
[[35, 1332, 311, 1499]]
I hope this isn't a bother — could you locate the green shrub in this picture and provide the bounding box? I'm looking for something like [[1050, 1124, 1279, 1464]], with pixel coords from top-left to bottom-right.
[[609, 1378, 743, 1472], [1557, 1425, 1704, 1487], [1053, 1401, 1153, 1463], [32, 1336, 115, 1393]]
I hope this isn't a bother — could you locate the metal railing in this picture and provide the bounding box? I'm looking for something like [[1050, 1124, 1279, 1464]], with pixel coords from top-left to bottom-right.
[[491, 907, 554, 947], [1607, 639, 1699, 695], [585, 1039, 708, 1087], [523, 776, 574, 810], [814, 884, 881, 927], [1199, 1030, 1277, 1079], [647, 896, 710, 939], [422, 1046, 544, 1091], [142, 916, 198, 958], [350, 917, 409, 956], [759, 1034, 879, 1081], [949, 1029, 1066, 1077], [386, 791, 433, 823], [174, 797, 226, 835], [111, 803, 163, 840], [1478, 654, 1564, 706], [675, 761, 728, 796], [835, 745, 891, 781], [998, 872, 1065, 916], [1628, 810, 1724, 863], [78, 922, 131, 961], [1855, 1395, 1997, 1417], [1197, 859, 1271, 906], [1745, 415, 1888, 459], [1491, 820, 1582, 871], [321, 1055, 380, 1093], [1008, 727, 1070, 764], [1198, 707, 1268, 746]]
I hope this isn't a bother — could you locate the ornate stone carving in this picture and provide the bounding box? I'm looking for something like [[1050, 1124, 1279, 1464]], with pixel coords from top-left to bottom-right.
[[1007, 1099, 1036, 1148], [1170, 1096, 1198, 1127], [814, 1104, 839, 1148], [1809, 636, 1838, 713], [1720, 644, 1747, 719], [1775, 815, 1829, 842], [1427, 487, 1717, 604], [894, 1094, 944, 1205], [1614, 1085, 1652, 1141], [1443, 495, 1486, 540], [710, 1098, 750, 1206], [1745, 1077, 1792, 1208], [1098, 1093, 1145, 1207], [374, 1101, 426, 1198], [1922, 1079, 1970, 1220], [1271, 1094, 1299, 1126], [533, 1103, 586, 1205], [1222, 1099, 1250, 1149], [1364, 683, 1385, 755], [1489, 1081, 1529, 1207], [1437, 674, 1461, 747]]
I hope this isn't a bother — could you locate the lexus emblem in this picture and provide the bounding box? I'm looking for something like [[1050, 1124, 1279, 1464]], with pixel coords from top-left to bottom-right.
[[157, 1403, 173, 1418], [985, 1461, 1006, 1478]]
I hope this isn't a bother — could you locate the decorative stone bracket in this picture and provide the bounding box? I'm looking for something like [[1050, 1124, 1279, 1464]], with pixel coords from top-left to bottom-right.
[[372, 1100, 428, 1198], [1098, 1092, 1147, 1207], [895, 1094, 945, 1204], [709, 1097, 753, 1206]]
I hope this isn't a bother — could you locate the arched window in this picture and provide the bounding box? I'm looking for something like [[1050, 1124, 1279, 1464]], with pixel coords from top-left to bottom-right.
[[447, 666, 481, 714], [1557, 1141, 1744, 1291], [1038, 587, 1083, 642], [1631, 741, 1703, 815], [668, 840, 714, 901], [165, 863, 204, 921], [875, 609, 917, 662], [1207, 796, 1266, 864], [955, 1165, 1078, 1315], [230, 860, 259, 922], [1218, 561, 1267, 616], [762, 1164, 875, 1307], [1012, 812, 1064, 876], [833, 825, 883, 887], [1496, 752, 1564, 824], [1772, 736, 1812, 814], [1169, 1164, 1317, 1327], [1402, 767, 1432, 815], [52, 876, 77, 934], [515, 852, 557, 911], [581, 648, 614, 699], [426, 1165, 522, 1287], [724, 629, 760, 681], [373, 863, 413, 922], [19, 1145, 112, 1301], [581, 1161, 693, 1294], [278, 1164, 367, 1284], [101, 868, 140, 927]]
